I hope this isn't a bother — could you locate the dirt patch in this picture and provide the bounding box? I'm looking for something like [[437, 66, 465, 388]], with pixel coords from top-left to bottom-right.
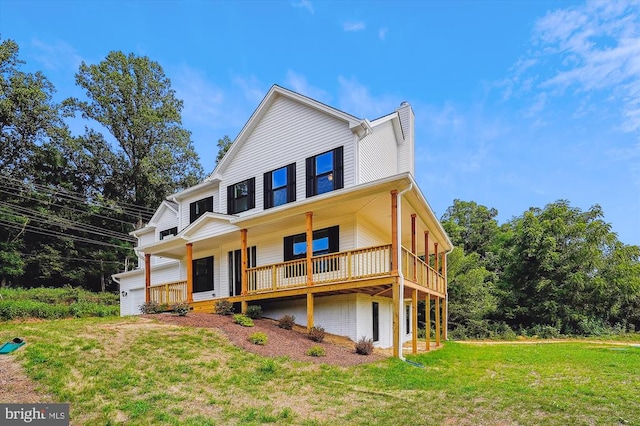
[[143, 313, 386, 366], [0, 355, 52, 403]]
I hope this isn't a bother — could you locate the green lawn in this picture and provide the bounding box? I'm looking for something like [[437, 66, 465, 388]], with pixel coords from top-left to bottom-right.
[[2, 317, 639, 425]]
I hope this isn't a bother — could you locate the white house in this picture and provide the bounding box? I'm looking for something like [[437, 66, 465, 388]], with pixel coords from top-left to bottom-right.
[[113, 85, 453, 357]]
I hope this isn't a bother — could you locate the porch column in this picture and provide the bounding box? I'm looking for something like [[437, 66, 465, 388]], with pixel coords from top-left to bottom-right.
[[411, 289, 418, 354], [411, 214, 417, 281], [444, 252, 448, 340], [307, 292, 314, 331], [391, 190, 398, 275], [435, 296, 441, 347], [306, 212, 313, 286], [144, 253, 151, 303], [186, 243, 193, 303], [240, 229, 248, 313], [392, 277, 400, 358], [441, 294, 447, 342], [424, 231, 430, 289], [425, 294, 431, 351], [434, 242, 439, 292]]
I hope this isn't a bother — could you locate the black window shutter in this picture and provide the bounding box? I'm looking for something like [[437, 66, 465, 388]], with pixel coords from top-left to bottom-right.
[[287, 163, 296, 203], [283, 235, 294, 261], [264, 171, 273, 209], [248, 177, 255, 210], [205, 196, 213, 213], [305, 156, 315, 197], [328, 225, 340, 253], [227, 185, 234, 214], [190, 202, 196, 223], [334, 146, 344, 190]]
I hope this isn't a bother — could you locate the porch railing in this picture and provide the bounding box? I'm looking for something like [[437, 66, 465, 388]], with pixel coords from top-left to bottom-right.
[[247, 244, 392, 293], [149, 280, 188, 305], [401, 247, 446, 294]]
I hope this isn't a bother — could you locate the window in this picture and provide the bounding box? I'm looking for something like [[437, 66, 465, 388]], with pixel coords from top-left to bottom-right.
[[193, 256, 214, 293], [227, 178, 255, 214], [406, 304, 411, 335], [372, 302, 379, 342], [264, 163, 296, 209], [190, 196, 213, 223], [159, 227, 177, 240], [305, 146, 344, 197], [284, 226, 339, 261]]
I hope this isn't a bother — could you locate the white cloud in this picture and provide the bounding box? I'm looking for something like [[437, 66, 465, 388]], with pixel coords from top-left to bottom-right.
[[343, 21, 366, 32], [284, 70, 330, 102], [292, 0, 314, 14], [31, 38, 83, 72], [508, 1, 640, 132], [337, 76, 399, 118], [233, 75, 267, 105], [379, 28, 388, 41]]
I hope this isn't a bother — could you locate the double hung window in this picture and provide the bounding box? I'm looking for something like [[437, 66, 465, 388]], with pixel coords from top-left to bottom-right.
[[190, 196, 213, 223], [305, 146, 344, 197], [227, 178, 255, 214], [264, 163, 296, 209]]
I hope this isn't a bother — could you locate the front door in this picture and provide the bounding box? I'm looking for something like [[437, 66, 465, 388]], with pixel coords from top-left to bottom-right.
[[228, 246, 256, 296]]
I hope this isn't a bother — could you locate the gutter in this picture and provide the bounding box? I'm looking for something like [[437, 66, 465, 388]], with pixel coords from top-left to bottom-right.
[[396, 183, 413, 361]]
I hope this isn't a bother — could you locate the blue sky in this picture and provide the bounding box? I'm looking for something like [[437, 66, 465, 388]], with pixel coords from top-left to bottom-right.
[[1, 0, 639, 245]]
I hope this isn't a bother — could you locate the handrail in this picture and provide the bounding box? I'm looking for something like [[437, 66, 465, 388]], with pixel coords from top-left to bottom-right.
[[148, 280, 187, 305], [400, 247, 446, 294]]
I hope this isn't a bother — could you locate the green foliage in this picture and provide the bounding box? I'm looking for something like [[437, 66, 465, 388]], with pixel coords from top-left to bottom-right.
[[244, 305, 262, 319], [305, 345, 326, 357], [214, 300, 234, 315], [277, 314, 295, 330], [308, 326, 326, 342], [233, 314, 254, 327], [248, 332, 268, 345], [172, 302, 190, 316], [140, 301, 164, 314], [215, 135, 233, 165], [355, 337, 374, 355]]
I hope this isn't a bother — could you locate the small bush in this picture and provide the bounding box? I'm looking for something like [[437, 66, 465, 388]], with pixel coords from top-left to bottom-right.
[[245, 305, 263, 319], [308, 326, 326, 342], [215, 300, 234, 315], [530, 324, 561, 339], [248, 332, 268, 345], [140, 301, 163, 314], [278, 314, 295, 330], [234, 314, 254, 327], [355, 337, 374, 355], [172, 302, 190, 316], [306, 345, 326, 357]]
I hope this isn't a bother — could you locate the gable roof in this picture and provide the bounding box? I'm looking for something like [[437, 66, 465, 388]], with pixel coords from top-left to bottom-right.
[[147, 200, 178, 226], [208, 85, 372, 181]]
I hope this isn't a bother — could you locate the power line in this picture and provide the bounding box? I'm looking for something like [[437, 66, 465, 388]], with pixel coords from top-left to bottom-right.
[[17, 252, 125, 264]]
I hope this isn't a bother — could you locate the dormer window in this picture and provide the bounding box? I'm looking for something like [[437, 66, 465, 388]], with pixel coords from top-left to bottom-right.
[[306, 146, 343, 197], [190, 196, 213, 223], [159, 227, 177, 240], [227, 178, 255, 214], [264, 163, 296, 209]]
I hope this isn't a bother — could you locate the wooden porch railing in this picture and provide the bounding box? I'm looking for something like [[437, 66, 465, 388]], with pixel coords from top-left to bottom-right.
[[401, 247, 446, 294], [247, 245, 392, 293], [149, 280, 188, 305]]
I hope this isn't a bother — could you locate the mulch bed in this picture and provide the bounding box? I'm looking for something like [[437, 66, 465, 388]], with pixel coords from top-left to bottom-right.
[[144, 313, 386, 366]]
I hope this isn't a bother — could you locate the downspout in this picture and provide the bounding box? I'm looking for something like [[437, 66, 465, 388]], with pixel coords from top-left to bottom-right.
[[396, 183, 413, 361]]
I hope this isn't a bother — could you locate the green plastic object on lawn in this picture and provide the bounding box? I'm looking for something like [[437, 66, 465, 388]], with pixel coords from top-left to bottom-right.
[[0, 337, 25, 354]]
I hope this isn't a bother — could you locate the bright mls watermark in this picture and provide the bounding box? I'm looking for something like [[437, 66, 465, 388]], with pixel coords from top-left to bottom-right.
[[1, 404, 69, 425]]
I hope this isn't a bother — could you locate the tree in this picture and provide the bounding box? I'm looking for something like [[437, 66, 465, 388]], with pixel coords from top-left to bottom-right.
[[216, 135, 233, 164], [441, 200, 500, 259], [65, 51, 203, 212]]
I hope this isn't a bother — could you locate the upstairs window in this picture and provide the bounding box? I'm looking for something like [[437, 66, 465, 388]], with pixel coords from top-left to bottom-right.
[[190, 196, 213, 223], [306, 146, 343, 197], [227, 178, 255, 214], [159, 227, 177, 240], [264, 163, 296, 209]]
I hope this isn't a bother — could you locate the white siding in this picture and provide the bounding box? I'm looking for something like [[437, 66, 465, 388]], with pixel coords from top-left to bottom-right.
[[155, 206, 179, 240], [355, 214, 390, 248], [358, 120, 398, 184], [179, 187, 219, 231], [355, 294, 394, 348], [117, 271, 145, 316], [220, 95, 355, 217], [189, 220, 238, 241], [396, 104, 415, 176], [139, 231, 155, 247]]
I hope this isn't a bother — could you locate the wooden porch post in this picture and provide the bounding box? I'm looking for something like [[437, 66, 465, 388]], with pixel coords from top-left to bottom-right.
[[144, 253, 151, 303], [186, 243, 193, 303], [435, 297, 441, 347], [411, 289, 418, 354], [392, 277, 400, 358], [306, 212, 313, 287], [424, 231, 430, 288], [411, 214, 417, 281], [240, 229, 248, 313], [441, 294, 447, 342], [434, 242, 439, 292], [307, 292, 314, 331], [391, 190, 398, 275], [425, 294, 431, 351]]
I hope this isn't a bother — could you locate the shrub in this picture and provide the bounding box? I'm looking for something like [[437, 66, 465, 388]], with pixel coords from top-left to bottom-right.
[[215, 300, 234, 315], [172, 302, 190, 316], [306, 345, 326, 357], [355, 337, 374, 355], [308, 326, 326, 342], [234, 314, 254, 327], [529, 324, 561, 339], [245, 305, 263, 319], [140, 301, 162, 314], [248, 332, 268, 345], [278, 314, 295, 330]]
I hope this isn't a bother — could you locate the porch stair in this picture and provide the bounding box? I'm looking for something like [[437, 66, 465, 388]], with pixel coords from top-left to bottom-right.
[[190, 300, 218, 313]]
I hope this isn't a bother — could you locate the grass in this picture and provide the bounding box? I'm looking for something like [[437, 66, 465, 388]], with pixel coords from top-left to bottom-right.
[[2, 316, 639, 425]]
